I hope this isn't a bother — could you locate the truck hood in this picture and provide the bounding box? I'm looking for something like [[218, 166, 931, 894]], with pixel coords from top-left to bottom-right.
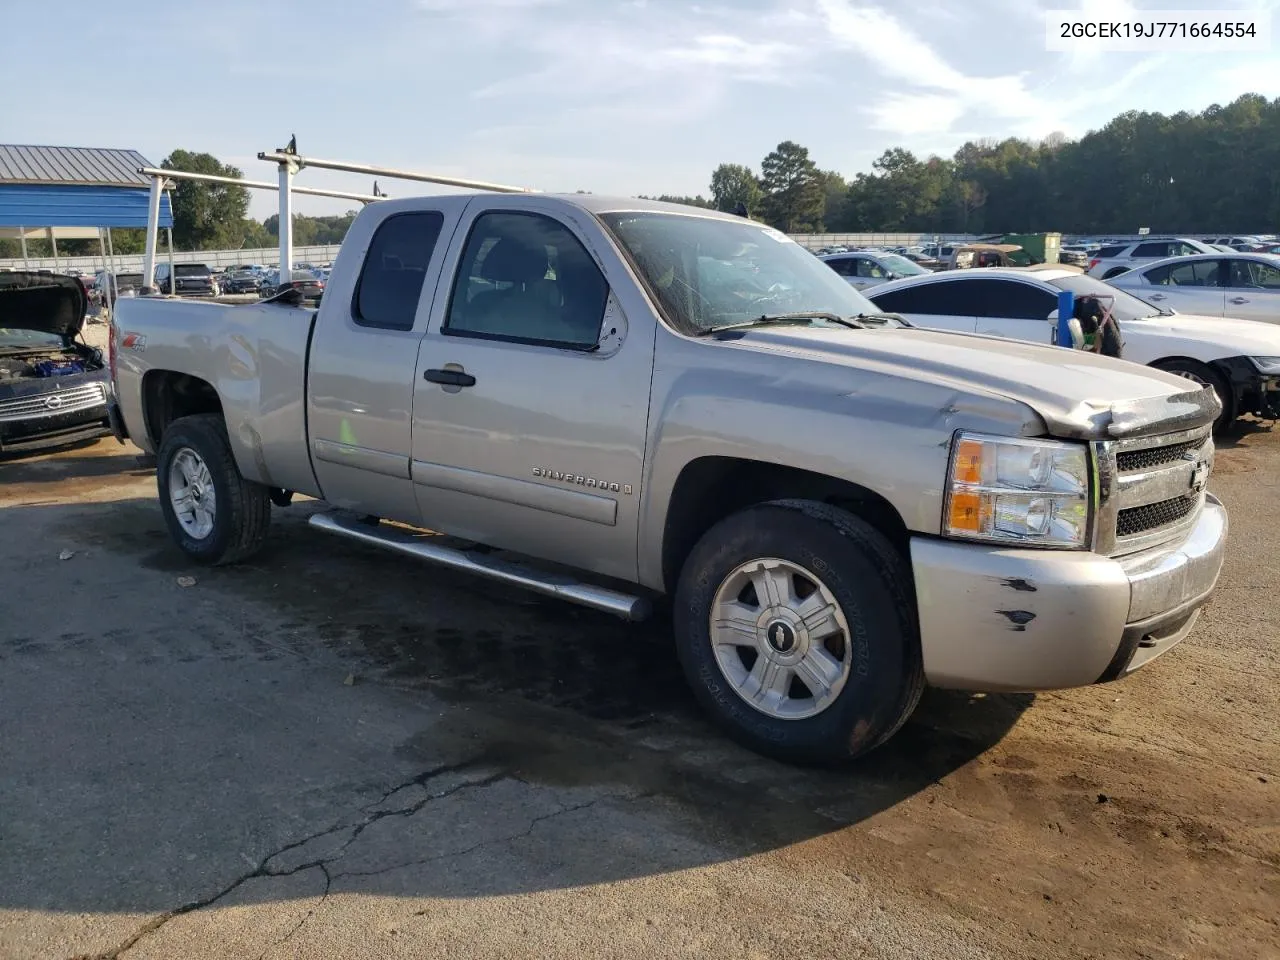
[[726, 325, 1219, 440], [1132, 311, 1280, 357], [0, 271, 87, 339]]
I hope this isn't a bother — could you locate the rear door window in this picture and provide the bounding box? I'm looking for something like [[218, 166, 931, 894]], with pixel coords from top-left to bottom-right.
[[352, 211, 445, 331], [870, 282, 970, 316], [1148, 260, 1224, 287], [975, 279, 1057, 319]]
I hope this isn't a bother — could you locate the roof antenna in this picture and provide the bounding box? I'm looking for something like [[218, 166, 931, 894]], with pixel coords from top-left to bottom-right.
[[373, 180, 383, 197]]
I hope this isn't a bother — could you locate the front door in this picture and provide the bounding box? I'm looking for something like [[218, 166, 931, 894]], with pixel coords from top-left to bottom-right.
[[409, 198, 657, 583], [1224, 257, 1280, 322]]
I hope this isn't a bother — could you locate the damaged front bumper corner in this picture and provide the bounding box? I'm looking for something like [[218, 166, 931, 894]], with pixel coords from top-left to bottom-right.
[[908, 494, 1227, 691]]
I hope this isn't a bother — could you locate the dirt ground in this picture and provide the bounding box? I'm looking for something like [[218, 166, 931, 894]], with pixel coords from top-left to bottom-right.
[[0, 394, 1276, 958]]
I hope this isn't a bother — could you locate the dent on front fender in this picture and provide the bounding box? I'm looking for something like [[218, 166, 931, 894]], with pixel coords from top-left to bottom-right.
[[634, 334, 1044, 591]]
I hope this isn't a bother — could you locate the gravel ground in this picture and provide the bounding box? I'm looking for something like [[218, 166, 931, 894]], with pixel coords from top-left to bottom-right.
[[0, 378, 1276, 959]]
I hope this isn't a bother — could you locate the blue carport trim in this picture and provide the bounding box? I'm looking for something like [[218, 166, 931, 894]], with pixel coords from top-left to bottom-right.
[[0, 184, 174, 228]]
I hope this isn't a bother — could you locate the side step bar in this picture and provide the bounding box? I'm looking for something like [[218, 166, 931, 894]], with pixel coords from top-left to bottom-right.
[[308, 511, 652, 622]]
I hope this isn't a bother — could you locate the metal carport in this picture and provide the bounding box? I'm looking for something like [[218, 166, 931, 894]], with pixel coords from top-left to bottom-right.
[[0, 144, 174, 280]]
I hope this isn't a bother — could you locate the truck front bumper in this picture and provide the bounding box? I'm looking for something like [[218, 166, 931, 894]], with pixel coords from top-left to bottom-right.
[[910, 494, 1227, 691]]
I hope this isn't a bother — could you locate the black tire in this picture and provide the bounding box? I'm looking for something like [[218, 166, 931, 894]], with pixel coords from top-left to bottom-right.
[[156, 413, 271, 565], [673, 500, 924, 764], [1152, 359, 1235, 434]]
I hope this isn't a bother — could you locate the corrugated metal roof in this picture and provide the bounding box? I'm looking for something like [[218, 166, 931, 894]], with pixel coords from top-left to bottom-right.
[[0, 145, 156, 187]]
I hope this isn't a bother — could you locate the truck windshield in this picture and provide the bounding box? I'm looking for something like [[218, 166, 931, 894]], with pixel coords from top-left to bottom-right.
[[600, 212, 881, 334]]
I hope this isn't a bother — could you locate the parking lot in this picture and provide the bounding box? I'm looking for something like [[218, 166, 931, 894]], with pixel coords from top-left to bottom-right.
[[0, 339, 1275, 960]]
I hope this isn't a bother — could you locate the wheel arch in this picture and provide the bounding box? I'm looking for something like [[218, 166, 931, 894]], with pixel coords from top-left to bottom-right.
[[141, 369, 225, 449], [658, 456, 911, 595]]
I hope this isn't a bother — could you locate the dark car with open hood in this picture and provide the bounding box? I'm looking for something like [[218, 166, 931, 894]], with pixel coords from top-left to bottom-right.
[[0, 272, 111, 454]]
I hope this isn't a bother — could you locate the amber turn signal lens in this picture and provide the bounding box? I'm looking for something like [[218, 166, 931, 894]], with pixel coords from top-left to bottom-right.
[[952, 439, 984, 485], [947, 490, 988, 533]]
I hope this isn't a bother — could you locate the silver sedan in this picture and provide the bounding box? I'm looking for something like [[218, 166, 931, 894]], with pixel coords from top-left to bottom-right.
[[1107, 252, 1280, 324]]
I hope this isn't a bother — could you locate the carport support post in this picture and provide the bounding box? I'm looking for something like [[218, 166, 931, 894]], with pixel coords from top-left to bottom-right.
[[167, 228, 175, 291], [19, 227, 28, 268], [142, 174, 163, 289], [277, 158, 298, 276], [48, 228, 59, 270], [105, 228, 118, 305]]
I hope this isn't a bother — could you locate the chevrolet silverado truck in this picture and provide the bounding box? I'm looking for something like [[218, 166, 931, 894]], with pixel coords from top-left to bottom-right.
[[109, 194, 1228, 763]]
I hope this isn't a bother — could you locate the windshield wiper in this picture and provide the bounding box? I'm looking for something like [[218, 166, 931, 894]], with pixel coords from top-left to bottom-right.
[[703, 312, 866, 335], [851, 311, 912, 327]]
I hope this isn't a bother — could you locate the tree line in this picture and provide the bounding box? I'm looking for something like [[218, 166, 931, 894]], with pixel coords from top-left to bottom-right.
[[4, 94, 1276, 262], [657, 93, 1280, 236]]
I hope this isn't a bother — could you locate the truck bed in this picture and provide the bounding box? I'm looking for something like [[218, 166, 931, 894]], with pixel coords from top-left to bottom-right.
[[112, 296, 322, 497]]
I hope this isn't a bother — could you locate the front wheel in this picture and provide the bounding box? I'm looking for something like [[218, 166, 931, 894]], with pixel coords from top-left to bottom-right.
[[157, 413, 272, 565], [1152, 359, 1234, 434], [673, 501, 924, 764]]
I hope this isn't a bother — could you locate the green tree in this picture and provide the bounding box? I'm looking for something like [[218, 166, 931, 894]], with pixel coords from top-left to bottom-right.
[[709, 163, 763, 216], [637, 194, 714, 209], [815, 170, 850, 230], [161, 150, 251, 251], [759, 141, 824, 232]]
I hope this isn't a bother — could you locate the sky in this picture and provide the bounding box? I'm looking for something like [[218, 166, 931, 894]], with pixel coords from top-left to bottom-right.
[[2, 0, 1278, 219]]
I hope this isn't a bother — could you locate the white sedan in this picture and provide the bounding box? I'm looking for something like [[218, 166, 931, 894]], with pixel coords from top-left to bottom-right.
[[1106, 252, 1280, 324], [866, 267, 1280, 431]]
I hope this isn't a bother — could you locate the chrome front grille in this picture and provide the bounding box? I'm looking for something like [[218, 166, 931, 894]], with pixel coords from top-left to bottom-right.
[[0, 382, 106, 422], [1093, 426, 1214, 556], [1116, 495, 1198, 537]]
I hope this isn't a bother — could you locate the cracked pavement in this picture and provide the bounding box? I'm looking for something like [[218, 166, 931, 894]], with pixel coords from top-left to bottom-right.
[[1, 412, 1277, 958]]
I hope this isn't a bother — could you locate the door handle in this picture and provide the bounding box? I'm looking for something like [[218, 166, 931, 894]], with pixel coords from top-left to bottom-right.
[[1148, 293, 1166, 301], [424, 368, 476, 387], [1229, 297, 1250, 304]]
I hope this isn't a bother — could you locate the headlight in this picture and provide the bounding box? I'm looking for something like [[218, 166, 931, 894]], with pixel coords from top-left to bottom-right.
[[1249, 356, 1280, 376], [944, 432, 1091, 548]]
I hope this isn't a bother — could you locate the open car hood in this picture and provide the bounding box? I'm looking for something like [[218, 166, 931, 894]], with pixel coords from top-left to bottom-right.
[[0, 271, 88, 339]]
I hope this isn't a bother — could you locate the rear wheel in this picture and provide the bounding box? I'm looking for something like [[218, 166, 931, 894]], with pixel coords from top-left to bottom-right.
[[1152, 359, 1234, 434], [673, 500, 923, 764], [157, 414, 271, 565]]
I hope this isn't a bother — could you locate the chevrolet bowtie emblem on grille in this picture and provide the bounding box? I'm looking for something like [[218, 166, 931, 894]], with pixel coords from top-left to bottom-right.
[[532, 467, 632, 495], [1189, 459, 1210, 494]]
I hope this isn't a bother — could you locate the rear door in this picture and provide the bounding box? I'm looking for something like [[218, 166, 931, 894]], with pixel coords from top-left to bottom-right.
[[408, 196, 657, 583], [970, 279, 1058, 342], [1223, 257, 1280, 322], [1141, 259, 1227, 316], [867, 280, 979, 333], [306, 199, 469, 523]]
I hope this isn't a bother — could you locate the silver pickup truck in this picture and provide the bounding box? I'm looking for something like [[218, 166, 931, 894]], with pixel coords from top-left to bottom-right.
[[110, 195, 1227, 763]]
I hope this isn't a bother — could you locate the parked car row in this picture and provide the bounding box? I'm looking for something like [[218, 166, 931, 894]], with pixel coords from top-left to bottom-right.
[[863, 266, 1280, 430]]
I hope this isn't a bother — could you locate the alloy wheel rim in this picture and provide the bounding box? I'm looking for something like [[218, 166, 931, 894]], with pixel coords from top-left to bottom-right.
[[709, 557, 853, 720], [169, 447, 216, 539]]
